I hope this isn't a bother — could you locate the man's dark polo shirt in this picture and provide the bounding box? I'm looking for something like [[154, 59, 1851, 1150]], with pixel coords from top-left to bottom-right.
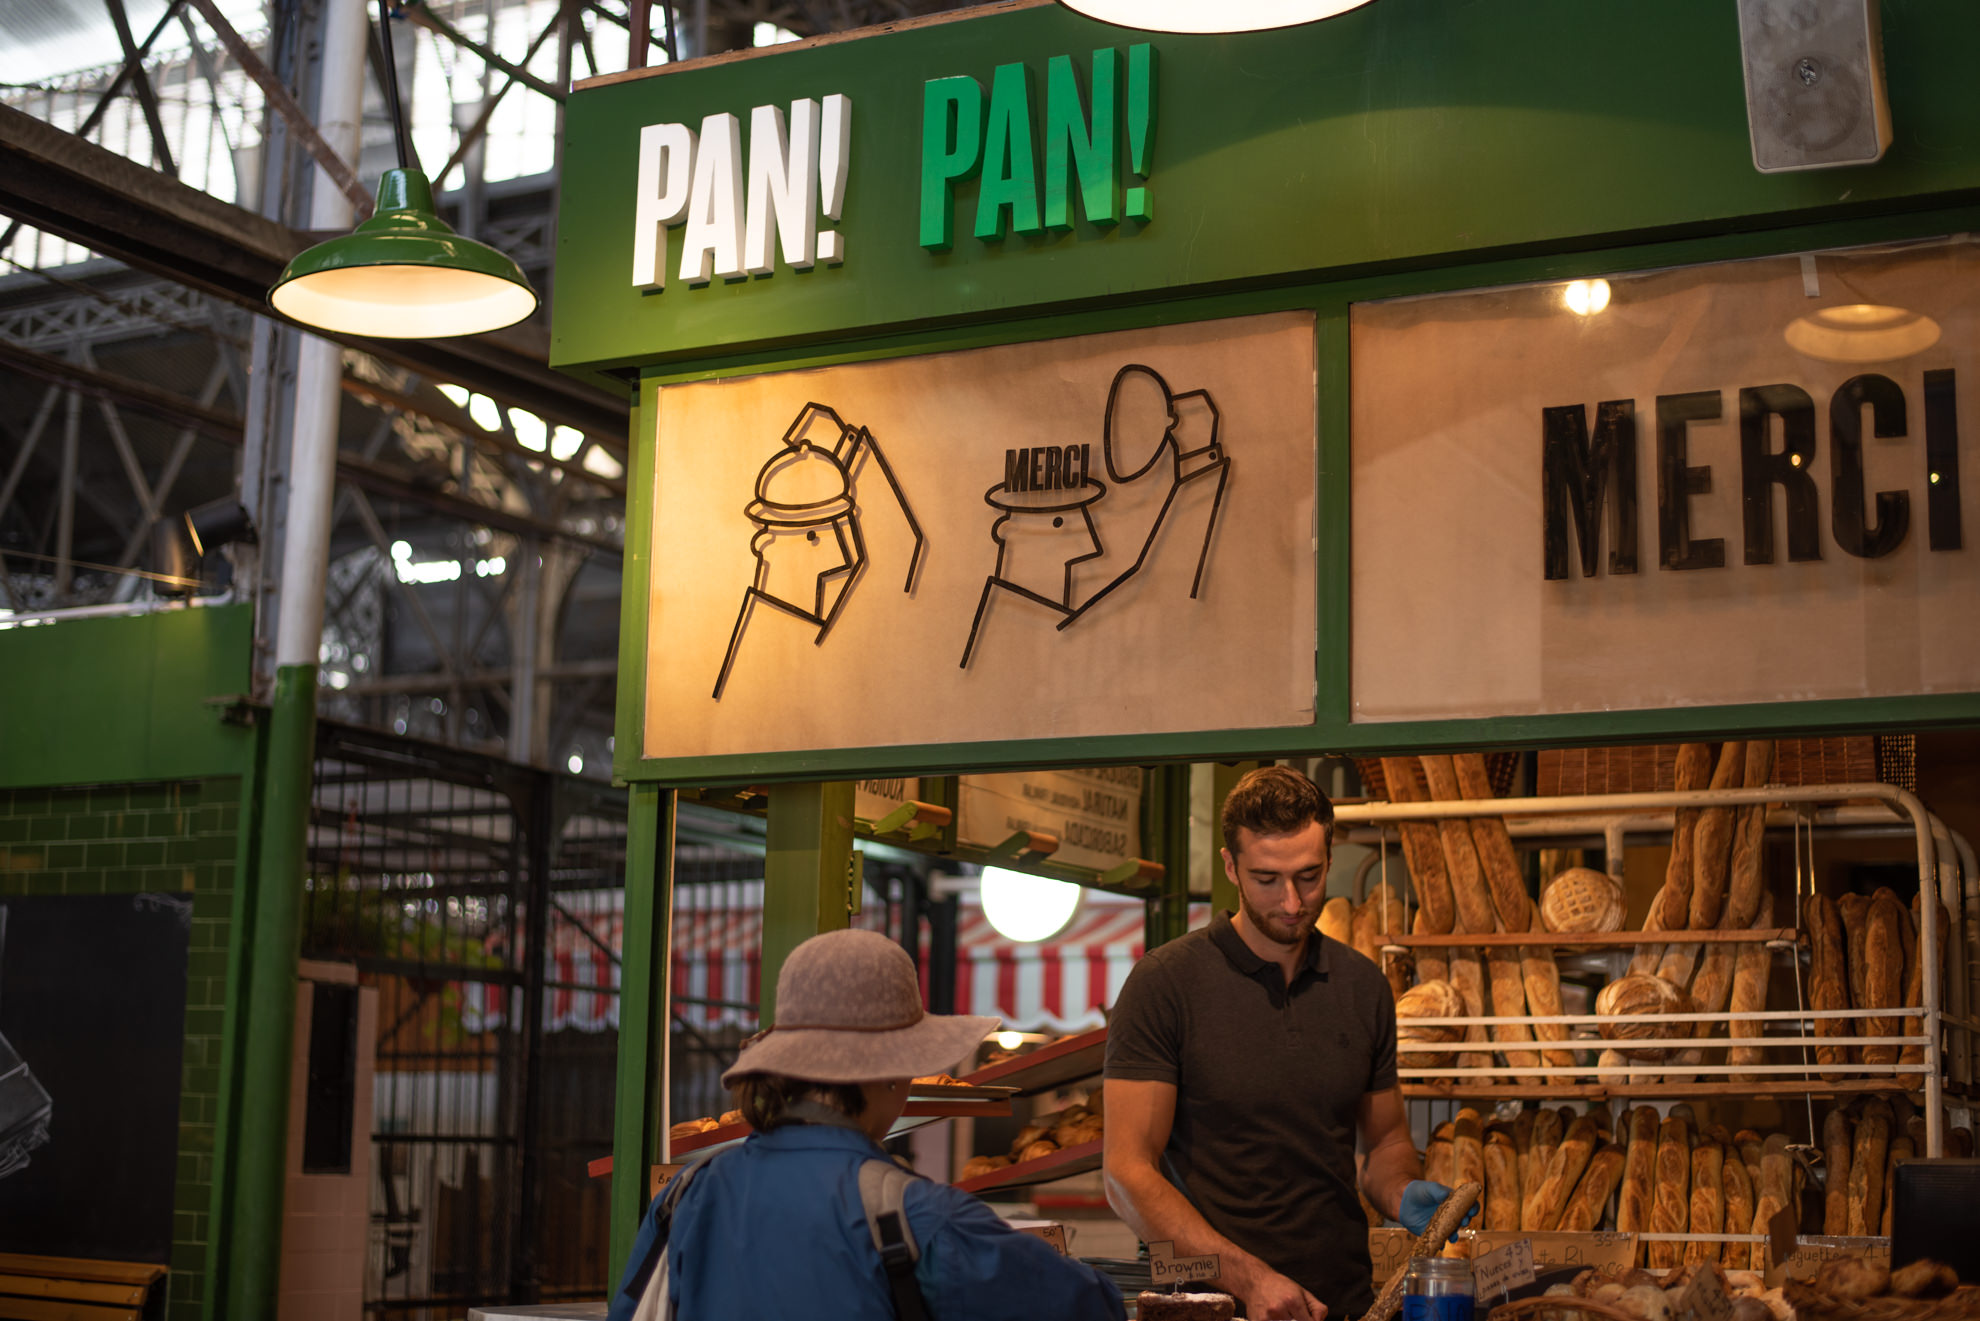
[[1105, 911, 1398, 1318]]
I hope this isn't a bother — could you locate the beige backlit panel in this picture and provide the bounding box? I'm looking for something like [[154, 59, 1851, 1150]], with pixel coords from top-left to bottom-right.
[[1352, 243, 1980, 722], [645, 313, 1318, 760]]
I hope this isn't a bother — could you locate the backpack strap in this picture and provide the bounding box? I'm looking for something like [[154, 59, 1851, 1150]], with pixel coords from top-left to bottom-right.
[[859, 1159, 933, 1321], [607, 1160, 707, 1321]]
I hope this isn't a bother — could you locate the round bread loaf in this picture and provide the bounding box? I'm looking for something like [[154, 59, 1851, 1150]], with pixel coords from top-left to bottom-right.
[[1596, 974, 1691, 1059], [1542, 867, 1627, 933], [960, 1155, 1002, 1180], [1395, 977, 1467, 1068], [1017, 1139, 1059, 1163]]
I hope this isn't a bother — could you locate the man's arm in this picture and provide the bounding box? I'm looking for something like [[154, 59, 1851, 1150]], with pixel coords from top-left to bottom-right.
[[1103, 1078, 1325, 1321], [1356, 1084, 1422, 1222]]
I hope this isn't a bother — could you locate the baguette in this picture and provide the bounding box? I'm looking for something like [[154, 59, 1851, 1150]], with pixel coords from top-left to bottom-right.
[[1523, 1108, 1564, 1215], [1882, 1135, 1913, 1238], [1382, 757, 1456, 936], [1618, 1105, 1660, 1233], [1486, 940, 1539, 1082], [1822, 1107, 1853, 1237], [1449, 946, 1493, 1071], [1453, 752, 1534, 932], [1353, 879, 1404, 967], [1687, 741, 1747, 930], [1319, 896, 1353, 946], [1454, 1107, 1487, 1197], [1560, 1142, 1627, 1232], [1806, 894, 1853, 1080], [1413, 909, 1449, 986], [1632, 743, 1716, 975], [1648, 1115, 1692, 1269], [1523, 908, 1576, 1068], [1484, 1128, 1523, 1231], [1726, 894, 1777, 1082], [1685, 1139, 1725, 1264], [1425, 1120, 1456, 1187], [1721, 1138, 1755, 1268], [1364, 1183, 1482, 1321], [1840, 893, 1871, 1047], [1722, 741, 1774, 928], [1902, 896, 1950, 1068], [1862, 889, 1907, 1067], [1419, 756, 1498, 934], [1527, 1115, 1600, 1232], [1846, 1100, 1891, 1238]]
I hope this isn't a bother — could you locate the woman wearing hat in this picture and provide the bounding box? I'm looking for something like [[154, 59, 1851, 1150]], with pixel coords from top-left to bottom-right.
[[609, 928, 1125, 1319]]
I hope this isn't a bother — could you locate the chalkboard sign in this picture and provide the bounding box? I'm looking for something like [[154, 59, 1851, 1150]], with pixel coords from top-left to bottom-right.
[[0, 893, 192, 1262]]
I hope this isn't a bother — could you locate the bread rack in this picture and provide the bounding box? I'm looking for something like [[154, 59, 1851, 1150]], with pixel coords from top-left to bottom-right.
[[1336, 783, 1976, 1157]]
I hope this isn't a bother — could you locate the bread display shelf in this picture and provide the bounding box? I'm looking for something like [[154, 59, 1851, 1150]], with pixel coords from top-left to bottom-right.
[[1392, 929, 1797, 949], [963, 1025, 1108, 1096], [951, 1137, 1103, 1194], [1402, 1079, 1922, 1101], [664, 1091, 1016, 1160]]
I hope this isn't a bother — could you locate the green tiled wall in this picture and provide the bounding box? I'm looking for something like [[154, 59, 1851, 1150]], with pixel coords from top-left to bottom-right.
[[0, 778, 241, 1321]]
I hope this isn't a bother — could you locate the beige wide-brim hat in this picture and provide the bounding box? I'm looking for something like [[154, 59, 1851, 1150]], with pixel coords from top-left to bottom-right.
[[721, 927, 999, 1087]]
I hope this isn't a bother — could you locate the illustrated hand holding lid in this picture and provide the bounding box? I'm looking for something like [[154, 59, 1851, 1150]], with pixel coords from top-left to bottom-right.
[[1104, 364, 1180, 482]]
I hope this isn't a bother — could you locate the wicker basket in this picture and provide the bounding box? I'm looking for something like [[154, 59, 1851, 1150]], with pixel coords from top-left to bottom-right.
[[1785, 1282, 1980, 1321]]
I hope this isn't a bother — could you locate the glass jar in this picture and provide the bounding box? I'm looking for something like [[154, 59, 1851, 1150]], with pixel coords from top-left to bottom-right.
[[1402, 1256, 1476, 1321]]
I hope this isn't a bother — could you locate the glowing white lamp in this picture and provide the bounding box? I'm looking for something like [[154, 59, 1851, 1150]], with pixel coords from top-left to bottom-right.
[[1057, 0, 1376, 34], [1784, 304, 1942, 364], [1563, 279, 1611, 316], [980, 867, 1082, 943]]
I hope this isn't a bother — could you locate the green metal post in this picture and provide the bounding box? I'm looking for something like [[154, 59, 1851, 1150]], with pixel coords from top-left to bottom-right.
[[1208, 761, 1261, 918], [610, 783, 676, 1282], [222, 663, 316, 1320], [760, 781, 855, 1023], [1144, 765, 1192, 950]]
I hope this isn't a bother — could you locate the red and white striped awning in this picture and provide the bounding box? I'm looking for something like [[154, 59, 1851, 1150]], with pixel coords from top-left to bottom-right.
[[464, 895, 1170, 1036]]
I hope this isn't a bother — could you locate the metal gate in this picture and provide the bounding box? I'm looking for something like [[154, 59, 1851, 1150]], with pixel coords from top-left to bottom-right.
[[302, 720, 627, 1320]]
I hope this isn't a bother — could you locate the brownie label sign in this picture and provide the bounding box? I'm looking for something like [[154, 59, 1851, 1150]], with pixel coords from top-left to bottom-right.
[[1146, 1242, 1221, 1286], [1351, 243, 1980, 722], [640, 312, 1317, 764]]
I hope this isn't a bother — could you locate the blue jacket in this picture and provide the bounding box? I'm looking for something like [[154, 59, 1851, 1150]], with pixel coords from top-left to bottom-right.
[[612, 1123, 1125, 1321]]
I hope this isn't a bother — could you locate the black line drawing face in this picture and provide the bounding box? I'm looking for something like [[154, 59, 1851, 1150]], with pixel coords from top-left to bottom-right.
[[713, 403, 926, 700], [960, 363, 1231, 668]]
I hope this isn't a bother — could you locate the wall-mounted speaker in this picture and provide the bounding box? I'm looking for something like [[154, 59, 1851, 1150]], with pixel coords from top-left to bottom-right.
[[1736, 0, 1892, 173]]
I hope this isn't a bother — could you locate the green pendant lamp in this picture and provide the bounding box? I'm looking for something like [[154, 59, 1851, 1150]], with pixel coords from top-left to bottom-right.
[[269, 0, 538, 338]]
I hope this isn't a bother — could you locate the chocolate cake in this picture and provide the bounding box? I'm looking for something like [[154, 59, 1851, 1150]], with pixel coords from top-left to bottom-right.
[[1136, 1290, 1236, 1321]]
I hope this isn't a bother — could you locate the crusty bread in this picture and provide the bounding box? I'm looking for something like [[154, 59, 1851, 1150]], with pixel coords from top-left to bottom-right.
[[1882, 1135, 1913, 1237], [1726, 894, 1776, 1082], [1839, 892, 1871, 1043], [1319, 895, 1353, 946], [1454, 1107, 1487, 1197], [1526, 1115, 1600, 1232], [1452, 752, 1534, 932], [1523, 1108, 1563, 1214], [1425, 1120, 1455, 1187], [1846, 1099, 1891, 1237], [1722, 742, 1774, 929], [1413, 909, 1449, 986], [1806, 894, 1853, 1080], [1720, 1137, 1755, 1268], [1685, 1140, 1725, 1264], [1862, 889, 1907, 1067], [1559, 1142, 1627, 1232], [1017, 1138, 1059, 1163], [1523, 908, 1576, 1068], [1596, 974, 1691, 1060], [1822, 1107, 1852, 1236], [1618, 1105, 1659, 1234], [1395, 979, 1467, 1069], [1542, 867, 1627, 934], [1486, 941, 1539, 1081], [1484, 1128, 1523, 1231], [1448, 947, 1493, 1071], [1648, 1115, 1692, 1269], [1418, 756, 1498, 934], [1633, 743, 1716, 976], [1381, 758, 1455, 935], [1687, 742, 1747, 930]]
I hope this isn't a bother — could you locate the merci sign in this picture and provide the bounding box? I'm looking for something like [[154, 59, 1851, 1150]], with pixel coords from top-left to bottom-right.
[[1148, 1241, 1221, 1286]]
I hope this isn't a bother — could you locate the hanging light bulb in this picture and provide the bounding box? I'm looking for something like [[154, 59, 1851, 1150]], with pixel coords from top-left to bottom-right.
[[979, 867, 1082, 943], [269, 0, 537, 338], [1057, 0, 1378, 34]]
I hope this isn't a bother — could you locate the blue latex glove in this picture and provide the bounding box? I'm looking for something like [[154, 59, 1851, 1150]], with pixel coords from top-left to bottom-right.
[[1399, 1180, 1479, 1239]]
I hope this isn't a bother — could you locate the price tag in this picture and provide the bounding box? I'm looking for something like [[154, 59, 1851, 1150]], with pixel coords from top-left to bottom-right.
[[1471, 1238, 1537, 1300], [1767, 1205, 1799, 1270], [1147, 1241, 1221, 1286], [1679, 1268, 1735, 1321]]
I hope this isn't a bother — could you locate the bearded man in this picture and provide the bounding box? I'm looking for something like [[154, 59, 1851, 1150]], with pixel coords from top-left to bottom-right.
[[1103, 765, 1466, 1321]]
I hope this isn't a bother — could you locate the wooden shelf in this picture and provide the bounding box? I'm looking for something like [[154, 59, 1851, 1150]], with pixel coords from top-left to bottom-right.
[[1401, 1079, 1922, 1101], [952, 1138, 1103, 1195], [1392, 929, 1798, 949], [964, 1025, 1108, 1096], [656, 1087, 1016, 1161]]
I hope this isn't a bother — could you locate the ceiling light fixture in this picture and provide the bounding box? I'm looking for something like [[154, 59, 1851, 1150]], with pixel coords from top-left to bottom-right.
[[1783, 303, 1942, 364], [979, 866, 1082, 944], [1056, 0, 1377, 34], [269, 0, 537, 338]]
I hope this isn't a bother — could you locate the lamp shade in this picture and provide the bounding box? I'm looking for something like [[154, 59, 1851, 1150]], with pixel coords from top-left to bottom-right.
[[1056, 0, 1376, 33], [270, 168, 538, 338]]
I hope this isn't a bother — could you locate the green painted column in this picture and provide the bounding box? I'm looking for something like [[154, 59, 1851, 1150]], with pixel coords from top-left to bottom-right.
[[760, 781, 855, 1024], [1207, 760, 1261, 919], [609, 783, 676, 1281], [222, 663, 317, 1320], [1144, 765, 1192, 950]]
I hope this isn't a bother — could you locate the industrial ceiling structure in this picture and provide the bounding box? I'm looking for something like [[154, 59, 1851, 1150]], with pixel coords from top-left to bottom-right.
[[0, 0, 973, 771]]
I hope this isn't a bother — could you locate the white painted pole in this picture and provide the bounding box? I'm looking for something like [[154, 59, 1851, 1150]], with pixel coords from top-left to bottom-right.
[[274, 0, 368, 667]]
